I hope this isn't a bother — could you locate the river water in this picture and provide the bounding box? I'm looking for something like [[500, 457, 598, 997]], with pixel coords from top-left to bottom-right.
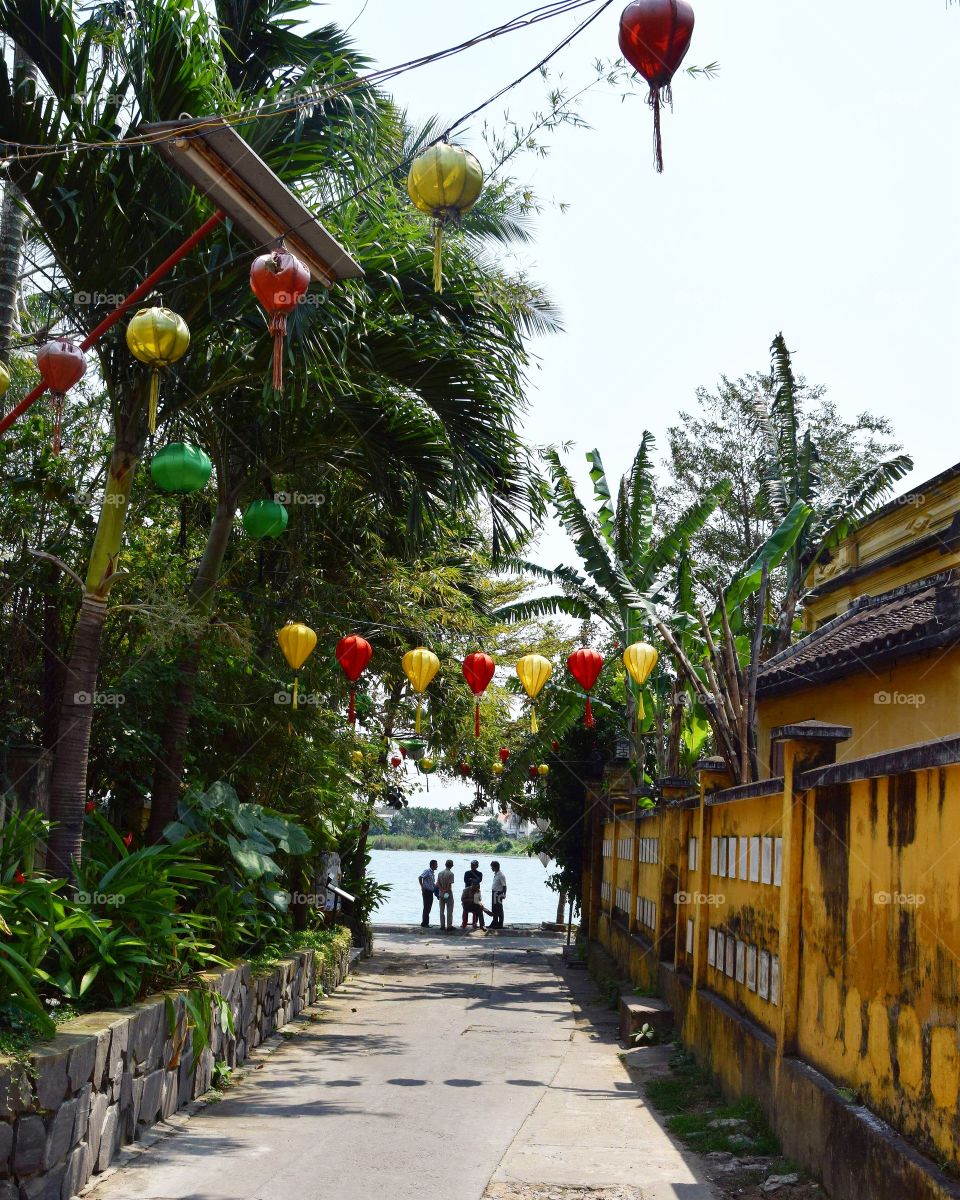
[[368, 848, 560, 926]]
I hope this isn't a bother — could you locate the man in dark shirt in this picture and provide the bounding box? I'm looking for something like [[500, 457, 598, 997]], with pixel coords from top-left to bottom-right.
[[461, 859, 484, 929]]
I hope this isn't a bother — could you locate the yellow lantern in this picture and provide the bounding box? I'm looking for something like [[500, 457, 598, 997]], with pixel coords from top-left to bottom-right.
[[350, 749, 363, 766], [126, 305, 190, 434], [623, 641, 659, 718], [407, 142, 483, 293], [537, 763, 550, 778], [491, 762, 504, 777], [516, 653, 552, 733], [277, 622, 317, 710], [0, 361, 10, 399], [402, 647, 440, 733]]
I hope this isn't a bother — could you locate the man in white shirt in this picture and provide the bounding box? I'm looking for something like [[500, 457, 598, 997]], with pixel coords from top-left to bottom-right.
[[418, 860, 438, 927], [488, 860, 507, 930]]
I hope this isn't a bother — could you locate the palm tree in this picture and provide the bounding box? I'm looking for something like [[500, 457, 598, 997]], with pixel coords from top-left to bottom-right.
[[758, 334, 913, 653], [0, 0, 555, 868]]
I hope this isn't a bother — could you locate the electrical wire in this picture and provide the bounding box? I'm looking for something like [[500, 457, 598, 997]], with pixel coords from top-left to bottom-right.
[[0, 0, 608, 162]]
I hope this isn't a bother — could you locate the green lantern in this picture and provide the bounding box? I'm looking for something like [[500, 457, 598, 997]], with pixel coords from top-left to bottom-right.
[[149, 442, 212, 494], [242, 498, 288, 540], [399, 737, 428, 762]]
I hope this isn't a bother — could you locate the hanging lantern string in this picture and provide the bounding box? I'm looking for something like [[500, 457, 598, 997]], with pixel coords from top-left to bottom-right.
[[22, 0, 623, 325]]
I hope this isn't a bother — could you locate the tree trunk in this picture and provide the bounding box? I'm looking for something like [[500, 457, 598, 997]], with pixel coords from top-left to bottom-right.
[[145, 499, 236, 843], [555, 889, 567, 924], [47, 438, 139, 876], [0, 49, 34, 356]]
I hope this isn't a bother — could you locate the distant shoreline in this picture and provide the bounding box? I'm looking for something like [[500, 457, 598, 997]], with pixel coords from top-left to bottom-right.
[[369, 835, 533, 856]]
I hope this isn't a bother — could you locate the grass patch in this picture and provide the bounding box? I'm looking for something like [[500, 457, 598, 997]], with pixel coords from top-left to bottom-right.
[[646, 1045, 780, 1157]]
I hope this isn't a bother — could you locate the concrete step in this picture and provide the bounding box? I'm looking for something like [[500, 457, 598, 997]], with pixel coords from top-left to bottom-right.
[[619, 993, 673, 1044]]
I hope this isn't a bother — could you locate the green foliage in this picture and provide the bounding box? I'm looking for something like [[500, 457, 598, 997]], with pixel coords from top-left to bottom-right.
[[645, 1045, 780, 1157]]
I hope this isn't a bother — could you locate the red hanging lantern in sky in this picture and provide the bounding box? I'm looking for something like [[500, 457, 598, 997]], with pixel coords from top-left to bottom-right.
[[459, 762, 471, 777], [619, 0, 695, 173], [335, 634, 373, 725], [462, 652, 496, 737], [37, 338, 86, 455], [566, 648, 605, 728], [250, 244, 310, 391], [528, 764, 538, 781], [499, 747, 510, 764], [390, 755, 402, 769]]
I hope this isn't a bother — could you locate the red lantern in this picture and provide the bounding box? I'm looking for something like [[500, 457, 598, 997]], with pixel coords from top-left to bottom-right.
[[619, 0, 695, 173], [551, 740, 560, 753], [567, 648, 605, 728], [84, 801, 95, 814], [391, 755, 402, 769], [37, 338, 86, 455], [528, 765, 538, 781], [459, 762, 471, 777], [336, 634, 373, 725], [499, 747, 510, 764], [462, 652, 495, 737], [250, 245, 310, 392]]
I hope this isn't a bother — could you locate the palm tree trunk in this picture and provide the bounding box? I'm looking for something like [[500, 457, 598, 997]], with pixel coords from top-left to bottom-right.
[[145, 499, 236, 843], [47, 437, 139, 876], [0, 48, 34, 357]]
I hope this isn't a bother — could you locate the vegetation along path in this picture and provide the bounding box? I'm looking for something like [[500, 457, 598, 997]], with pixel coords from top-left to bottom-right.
[[84, 931, 715, 1200]]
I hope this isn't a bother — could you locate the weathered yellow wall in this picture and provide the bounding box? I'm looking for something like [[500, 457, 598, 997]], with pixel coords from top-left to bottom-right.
[[757, 649, 960, 775], [804, 466, 960, 628], [701, 793, 784, 1036], [796, 764, 960, 1164]]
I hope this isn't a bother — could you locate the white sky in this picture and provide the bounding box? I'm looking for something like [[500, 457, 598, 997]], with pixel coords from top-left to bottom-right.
[[325, 0, 960, 805]]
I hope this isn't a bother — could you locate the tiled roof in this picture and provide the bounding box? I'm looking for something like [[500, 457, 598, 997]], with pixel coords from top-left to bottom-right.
[[757, 570, 960, 696]]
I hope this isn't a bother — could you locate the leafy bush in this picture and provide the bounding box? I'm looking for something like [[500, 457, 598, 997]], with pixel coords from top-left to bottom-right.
[[163, 780, 313, 957]]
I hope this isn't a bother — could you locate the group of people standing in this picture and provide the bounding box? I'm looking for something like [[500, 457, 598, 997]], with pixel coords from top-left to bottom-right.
[[418, 858, 507, 932]]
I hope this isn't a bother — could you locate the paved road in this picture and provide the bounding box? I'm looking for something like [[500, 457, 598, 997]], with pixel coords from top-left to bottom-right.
[[87, 930, 715, 1200]]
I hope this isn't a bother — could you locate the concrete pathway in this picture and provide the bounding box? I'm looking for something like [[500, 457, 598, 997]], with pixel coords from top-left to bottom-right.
[[86, 930, 715, 1200]]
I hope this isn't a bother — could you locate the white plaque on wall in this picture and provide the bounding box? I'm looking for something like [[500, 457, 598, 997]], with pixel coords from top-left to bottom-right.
[[749, 836, 760, 882]]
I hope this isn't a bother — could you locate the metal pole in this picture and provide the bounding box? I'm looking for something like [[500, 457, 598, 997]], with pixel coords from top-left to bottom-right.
[[0, 208, 226, 438]]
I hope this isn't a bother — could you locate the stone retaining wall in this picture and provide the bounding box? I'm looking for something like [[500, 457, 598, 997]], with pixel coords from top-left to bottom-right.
[[0, 937, 353, 1200]]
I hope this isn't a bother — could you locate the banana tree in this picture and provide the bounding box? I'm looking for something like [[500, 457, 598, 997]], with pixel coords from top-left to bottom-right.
[[496, 437, 810, 783]]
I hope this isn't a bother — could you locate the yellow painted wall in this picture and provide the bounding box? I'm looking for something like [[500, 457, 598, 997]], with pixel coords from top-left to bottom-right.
[[796, 764, 960, 1165], [757, 648, 960, 776], [702, 793, 783, 1035], [804, 465, 960, 628]]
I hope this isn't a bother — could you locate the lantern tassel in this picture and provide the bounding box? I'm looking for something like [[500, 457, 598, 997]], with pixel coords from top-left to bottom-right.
[[475, 700, 481, 739], [269, 312, 287, 391], [585, 696, 594, 728], [530, 706, 538, 735], [650, 87, 664, 174], [148, 369, 160, 434], [415, 697, 422, 734], [50, 392, 64, 456], [348, 686, 356, 725], [432, 220, 444, 293], [292, 674, 299, 711]]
